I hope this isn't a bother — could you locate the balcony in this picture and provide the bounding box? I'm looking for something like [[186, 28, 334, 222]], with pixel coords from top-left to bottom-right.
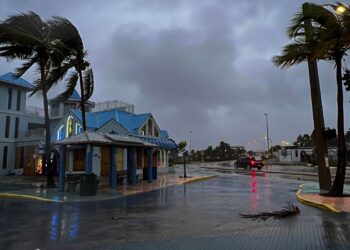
[[26, 106, 45, 117]]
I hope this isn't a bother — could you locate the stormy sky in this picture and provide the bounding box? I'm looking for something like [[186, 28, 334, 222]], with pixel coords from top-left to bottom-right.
[[0, 0, 348, 150]]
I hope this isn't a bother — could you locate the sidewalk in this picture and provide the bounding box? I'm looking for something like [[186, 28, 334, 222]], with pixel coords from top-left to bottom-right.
[[296, 182, 350, 212], [0, 168, 217, 203]]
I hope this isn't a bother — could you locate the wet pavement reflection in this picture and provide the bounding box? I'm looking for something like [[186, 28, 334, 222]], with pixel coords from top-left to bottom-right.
[[1, 169, 350, 249]]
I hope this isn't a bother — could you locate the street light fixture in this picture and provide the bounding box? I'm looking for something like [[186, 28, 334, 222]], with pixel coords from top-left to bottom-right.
[[264, 114, 270, 158]]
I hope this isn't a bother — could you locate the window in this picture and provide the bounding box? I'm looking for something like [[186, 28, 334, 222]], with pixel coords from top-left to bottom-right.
[[140, 126, 146, 136], [66, 116, 73, 138], [57, 125, 64, 141], [16, 90, 21, 111], [76, 123, 83, 135], [2, 146, 8, 169], [14, 117, 19, 138], [5, 116, 10, 138], [148, 119, 152, 136], [154, 128, 159, 137], [8, 88, 12, 110], [295, 150, 298, 157]]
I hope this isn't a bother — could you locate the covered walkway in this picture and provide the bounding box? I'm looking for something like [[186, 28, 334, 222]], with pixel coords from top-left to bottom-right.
[[55, 132, 158, 192]]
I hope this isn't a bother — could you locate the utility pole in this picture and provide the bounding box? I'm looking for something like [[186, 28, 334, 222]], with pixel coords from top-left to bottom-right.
[[302, 3, 331, 191]]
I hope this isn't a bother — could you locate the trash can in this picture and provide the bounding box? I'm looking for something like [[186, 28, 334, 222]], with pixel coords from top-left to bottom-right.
[[152, 167, 158, 180], [80, 174, 97, 196]]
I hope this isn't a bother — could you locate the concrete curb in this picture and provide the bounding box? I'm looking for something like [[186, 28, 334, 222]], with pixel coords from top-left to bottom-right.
[[178, 175, 218, 185], [0, 193, 63, 203], [296, 184, 340, 213]]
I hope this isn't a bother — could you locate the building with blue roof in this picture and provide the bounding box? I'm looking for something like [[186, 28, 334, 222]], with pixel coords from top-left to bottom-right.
[[50, 92, 177, 179], [0, 72, 177, 180]]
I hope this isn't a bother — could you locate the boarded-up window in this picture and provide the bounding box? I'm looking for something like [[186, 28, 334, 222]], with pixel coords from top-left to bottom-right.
[[15, 147, 24, 169], [73, 149, 85, 171]]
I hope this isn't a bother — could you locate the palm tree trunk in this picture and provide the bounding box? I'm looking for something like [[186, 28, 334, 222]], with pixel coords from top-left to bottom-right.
[[78, 70, 87, 131], [330, 55, 347, 196], [41, 62, 55, 188], [306, 58, 332, 190]]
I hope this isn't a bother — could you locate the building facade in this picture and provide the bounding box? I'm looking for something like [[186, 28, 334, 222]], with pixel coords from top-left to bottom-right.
[[51, 104, 176, 177], [0, 72, 177, 177], [0, 73, 44, 176]]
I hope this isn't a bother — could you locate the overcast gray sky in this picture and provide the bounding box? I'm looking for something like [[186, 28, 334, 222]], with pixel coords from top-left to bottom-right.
[[1, 0, 348, 150]]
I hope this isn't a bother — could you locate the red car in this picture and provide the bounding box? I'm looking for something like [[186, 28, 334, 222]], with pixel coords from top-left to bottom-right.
[[234, 156, 263, 170]]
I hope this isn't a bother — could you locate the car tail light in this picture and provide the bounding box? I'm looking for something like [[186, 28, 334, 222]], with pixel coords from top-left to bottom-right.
[[251, 161, 255, 165]]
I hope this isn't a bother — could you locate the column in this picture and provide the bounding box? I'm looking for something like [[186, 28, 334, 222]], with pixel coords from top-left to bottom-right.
[[153, 150, 158, 180], [85, 144, 93, 175], [109, 146, 117, 189], [123, 148, 128, 170], [131, 147, 137, 186], [58, 145, 66, 192], [147, 149, 153, 183], [166, 151, 169, 168]]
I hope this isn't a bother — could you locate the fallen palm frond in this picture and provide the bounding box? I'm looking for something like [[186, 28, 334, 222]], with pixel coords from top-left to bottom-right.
[[239, 203, 300, 221]]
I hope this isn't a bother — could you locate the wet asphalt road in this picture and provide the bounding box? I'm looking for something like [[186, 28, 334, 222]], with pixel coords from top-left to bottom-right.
[[1, 170, 350, 249]]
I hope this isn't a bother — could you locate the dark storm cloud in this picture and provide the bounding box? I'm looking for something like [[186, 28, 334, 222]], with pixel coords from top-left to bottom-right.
[[0, 0, 348, 149]]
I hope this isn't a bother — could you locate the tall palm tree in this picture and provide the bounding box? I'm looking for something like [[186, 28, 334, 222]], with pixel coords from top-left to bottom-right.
[[274, 3, 350, 195], [46, 17, 94, 131], [273, 3, 332, 191], [0, 12, 62, 188]]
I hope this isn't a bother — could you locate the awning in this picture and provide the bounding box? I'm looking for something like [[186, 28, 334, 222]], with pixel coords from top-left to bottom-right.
[[133, 136, 177, 150], [55, 131, 157, 147]]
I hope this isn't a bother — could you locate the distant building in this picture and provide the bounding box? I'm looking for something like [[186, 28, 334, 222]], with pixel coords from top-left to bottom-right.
[[0, 73, 44, 175], [277, 146, 338, 165]]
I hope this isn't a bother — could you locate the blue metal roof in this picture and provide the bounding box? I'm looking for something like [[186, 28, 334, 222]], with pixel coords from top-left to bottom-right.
[[71, 109, 151, 133], [133, 135, 177, 150], [0, 72, 33, 90], [69, 89, 81, 100], [61, 109, 176, 149], [160, 130, 169, 138]]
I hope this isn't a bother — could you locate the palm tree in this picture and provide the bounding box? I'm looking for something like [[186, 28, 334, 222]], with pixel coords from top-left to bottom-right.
[[274, 3, 350, 196], [273, 3, 332, 191], [45, 17, 94, 131], [0, 12, 62, 187]]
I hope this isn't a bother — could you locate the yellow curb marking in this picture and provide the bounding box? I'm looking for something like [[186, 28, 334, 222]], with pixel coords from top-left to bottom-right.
[[177, 175, 218, 185], [296, 186, 340, 213], [0, 193, 63, 203]]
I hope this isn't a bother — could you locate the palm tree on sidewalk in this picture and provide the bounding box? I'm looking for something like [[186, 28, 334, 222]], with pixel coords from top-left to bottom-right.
[[273, 3, 332, 191], [0, 12, 64, 188], [274, 2, 350, 196], [46, 17, 94, 131]]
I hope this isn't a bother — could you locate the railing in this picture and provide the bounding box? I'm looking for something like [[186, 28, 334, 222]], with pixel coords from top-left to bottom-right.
[[25, 106, 45, 117], [92, 100, 135, 113]]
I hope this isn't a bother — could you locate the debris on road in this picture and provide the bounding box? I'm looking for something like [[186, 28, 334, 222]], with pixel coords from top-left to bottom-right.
[[239, 203, 300, 221]]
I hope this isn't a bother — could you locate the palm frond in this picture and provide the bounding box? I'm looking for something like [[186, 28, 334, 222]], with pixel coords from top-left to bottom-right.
[[46, 61, 75, 87], [56, 72, 78, 100], [273, 42, 310, 69], [14, 56, 39, 77], [83, 67, 94, 100], [239, 203, 300, 221]]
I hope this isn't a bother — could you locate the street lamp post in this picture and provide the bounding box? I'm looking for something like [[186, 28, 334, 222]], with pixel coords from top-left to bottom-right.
[[189, 131, 193, 162], [264, 114, 270, 158]]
